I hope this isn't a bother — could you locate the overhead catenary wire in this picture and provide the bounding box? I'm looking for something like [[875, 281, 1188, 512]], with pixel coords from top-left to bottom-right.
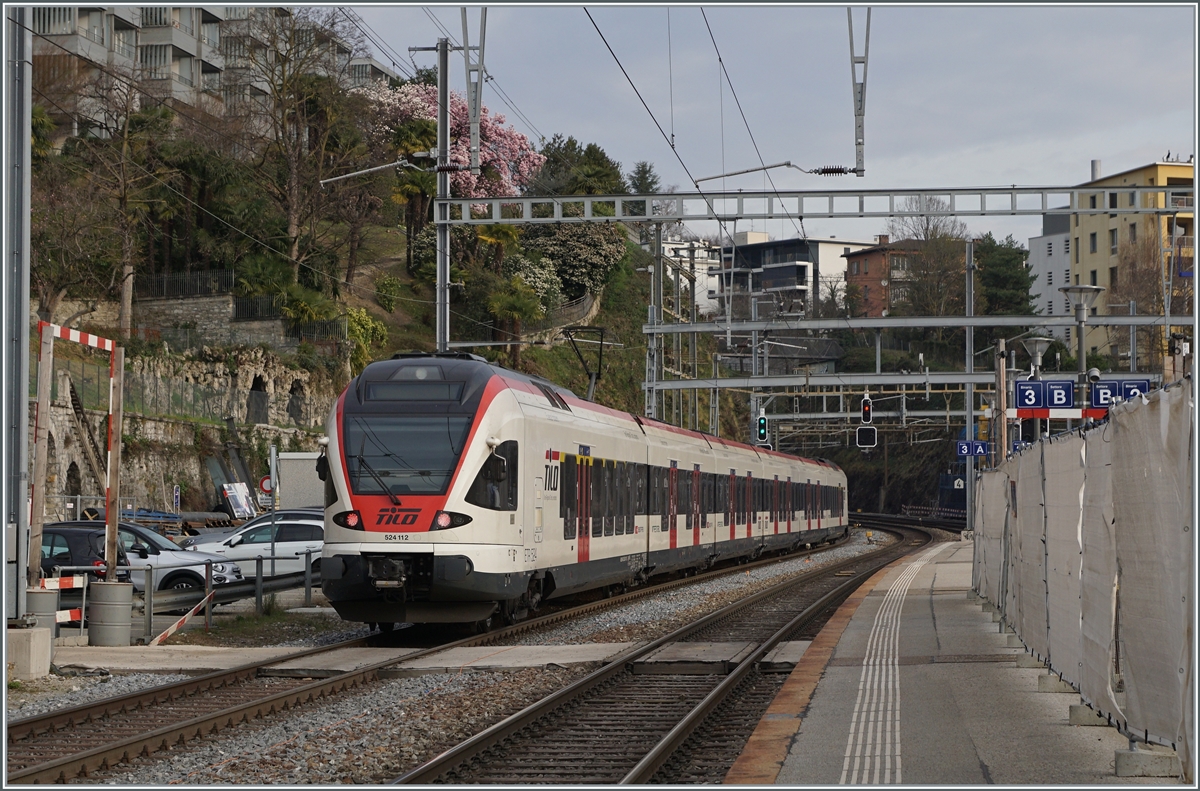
[[699, 8, 807, 241]]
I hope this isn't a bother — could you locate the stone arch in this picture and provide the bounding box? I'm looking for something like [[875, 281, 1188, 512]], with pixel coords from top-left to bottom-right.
[[65, 462, 82, 497], [286, 379, 306, 426], [246, 374, 269, 425]]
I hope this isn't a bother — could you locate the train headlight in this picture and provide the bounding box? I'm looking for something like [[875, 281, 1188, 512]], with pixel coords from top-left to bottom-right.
[[333, 510, 363, 529], [431, 511, 472, 530]]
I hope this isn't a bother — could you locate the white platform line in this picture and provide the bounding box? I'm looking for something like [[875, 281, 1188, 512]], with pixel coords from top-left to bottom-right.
[[839, 545, 941, 784]]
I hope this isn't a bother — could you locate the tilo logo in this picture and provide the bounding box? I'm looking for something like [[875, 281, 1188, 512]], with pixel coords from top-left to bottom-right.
[[376, 507, 421, 526]]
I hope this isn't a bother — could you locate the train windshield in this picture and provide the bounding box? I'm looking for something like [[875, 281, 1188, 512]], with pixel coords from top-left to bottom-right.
[[343, 415, 473, 495]]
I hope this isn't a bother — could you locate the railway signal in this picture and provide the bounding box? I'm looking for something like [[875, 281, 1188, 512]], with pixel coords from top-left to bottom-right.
[[756, 412, 768, 442], [860, 396, 873, 424], [856, 425, 877, 448]]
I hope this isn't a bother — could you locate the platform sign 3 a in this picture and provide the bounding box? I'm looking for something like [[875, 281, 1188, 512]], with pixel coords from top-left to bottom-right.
[[958, 440, 989, 457]]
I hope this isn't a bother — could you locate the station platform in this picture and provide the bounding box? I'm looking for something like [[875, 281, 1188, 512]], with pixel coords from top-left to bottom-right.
[[726, 539, 1182, 785]]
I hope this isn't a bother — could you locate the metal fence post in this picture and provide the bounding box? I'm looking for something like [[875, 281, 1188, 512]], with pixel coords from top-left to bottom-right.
[[144, 565, 153, 642], [204, 560, 212, 632], [255, 556, 264, 615], [79, 575, 87, 638], [304, 550, 312, 606]]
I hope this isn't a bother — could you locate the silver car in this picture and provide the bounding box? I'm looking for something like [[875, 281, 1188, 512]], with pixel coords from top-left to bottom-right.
[[116, 522, 244, 592]]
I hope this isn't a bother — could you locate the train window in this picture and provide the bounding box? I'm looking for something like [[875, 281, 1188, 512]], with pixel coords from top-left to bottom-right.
[[365, 381, 464, 401], [681, 471, 692, 531], [465, 441, 519, 511], [634, 464, 646, 516], [344, 415, 471, 495], [561, 457, 577, 540]]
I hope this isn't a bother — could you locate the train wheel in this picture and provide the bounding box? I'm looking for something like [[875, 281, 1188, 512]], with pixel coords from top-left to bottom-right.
[[472, 614, 495, 634]]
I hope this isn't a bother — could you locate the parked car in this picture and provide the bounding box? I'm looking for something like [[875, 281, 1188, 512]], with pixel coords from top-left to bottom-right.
[[177, 508, 323, 548], [39, 525, 132, 608], [185, 517, 324, 576], [49, 520, 244, 593]]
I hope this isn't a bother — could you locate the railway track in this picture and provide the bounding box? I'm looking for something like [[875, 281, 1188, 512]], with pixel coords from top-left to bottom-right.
[[6, 531, 857, 784], [396, 522, 932, 784]]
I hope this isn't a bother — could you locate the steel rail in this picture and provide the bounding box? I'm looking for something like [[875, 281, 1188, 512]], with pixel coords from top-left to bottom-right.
[[392, 527, 921, 784], [621, 554, 901, 783], [7, 533, 852, 783]]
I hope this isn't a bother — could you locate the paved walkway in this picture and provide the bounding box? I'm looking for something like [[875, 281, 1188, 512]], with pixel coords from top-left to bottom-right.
[[726, 540, 1180, 785]]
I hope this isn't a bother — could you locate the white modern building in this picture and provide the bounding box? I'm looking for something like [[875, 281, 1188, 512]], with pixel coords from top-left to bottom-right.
[[1026, 213, 1072, 343]]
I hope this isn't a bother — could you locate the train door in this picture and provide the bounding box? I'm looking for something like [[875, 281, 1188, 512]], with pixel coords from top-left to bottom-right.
[[806, 480, 812, 531], [667, 462, 678, 549], [786, 477, 792, 533], [728, 471, 736, 541], [744, 472, 753, 539], [816, 480, 822, 532], [772, 477, 779, 535], [577, 457, 591, 563], [691, 466, 701, 546]]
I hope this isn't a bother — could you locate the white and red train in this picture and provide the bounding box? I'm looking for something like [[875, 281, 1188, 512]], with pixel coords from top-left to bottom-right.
[[318, 353, 848, 627]]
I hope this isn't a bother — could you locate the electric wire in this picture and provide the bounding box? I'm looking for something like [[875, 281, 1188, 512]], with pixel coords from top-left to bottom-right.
[[699, 8, 808, 241]]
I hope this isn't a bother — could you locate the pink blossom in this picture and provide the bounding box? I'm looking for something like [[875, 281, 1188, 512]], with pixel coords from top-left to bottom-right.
[[354, 82, 545, 199]]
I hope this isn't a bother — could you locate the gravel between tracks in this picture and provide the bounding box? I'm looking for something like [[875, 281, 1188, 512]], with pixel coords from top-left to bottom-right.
[[513, 529, 897, 645], [15, 529, 908, 784], [76, 664, 596, 784], [5, 673, 191, 722]]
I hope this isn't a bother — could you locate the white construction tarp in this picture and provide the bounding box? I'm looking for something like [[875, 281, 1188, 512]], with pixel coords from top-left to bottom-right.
[[973, 470, 1006, 603], [1078, 428, 1123, 723], [1110, 382, 1194, 773], [1043, 435, 1084, 683], [1014, 448, 1049, 659]]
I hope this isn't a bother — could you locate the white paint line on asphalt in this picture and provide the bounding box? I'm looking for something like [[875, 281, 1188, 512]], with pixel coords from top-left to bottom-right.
[[840, 544, 942, 785]]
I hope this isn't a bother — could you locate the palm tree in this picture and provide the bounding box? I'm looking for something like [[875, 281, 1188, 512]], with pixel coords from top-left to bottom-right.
[[477, 224, 522, 275], [487, 276, 544, 365]]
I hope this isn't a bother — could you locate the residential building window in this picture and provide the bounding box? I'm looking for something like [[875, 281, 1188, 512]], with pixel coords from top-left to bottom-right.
[[1074, 274, 1080, 285], [1074, 214, 1079, 227], [1089, 195, 1097, 209], [225, 7, 250, 20], [1109, 228, 1118, 255], [139, 44, 169, 79], [1089, 270, 1097, 286], [1047, 271, 1053, 286], [1129, 223, 1137, 243], [141, 7, 168, 27], [32, 7, 75, 35], [891, 256, 908, 272], [863, 286, 870, 303], [1129, 191, 1136, 207], [862, 260, 869, 275], [1109, 266, 1118, 288], [1089, 232, 1097, 254], [1063, 268, 1069, 283], [1046, 241, 1053, 256], [1064, 238, 1070, 254], [851, 261, 858, 275], [1074, 239, 1079, 263], [1109, 192, 1118, 209], [1047, 301, 1053, 315]]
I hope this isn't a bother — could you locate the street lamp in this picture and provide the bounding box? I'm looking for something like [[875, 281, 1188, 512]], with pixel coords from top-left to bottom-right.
[[1060, 285, 1105, 413], [1021, 336, 1054, 440]]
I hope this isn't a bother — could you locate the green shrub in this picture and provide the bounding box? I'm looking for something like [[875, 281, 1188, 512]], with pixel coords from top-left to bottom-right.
[[375, 275, 403, 313]]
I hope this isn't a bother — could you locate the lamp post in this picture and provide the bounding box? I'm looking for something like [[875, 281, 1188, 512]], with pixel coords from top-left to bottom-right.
[[1060, 285, 1105, 415], [1021, 336, 1054, 440]]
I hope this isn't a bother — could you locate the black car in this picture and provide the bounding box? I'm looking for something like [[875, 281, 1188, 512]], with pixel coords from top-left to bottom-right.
[[40, 525, 132, 586]]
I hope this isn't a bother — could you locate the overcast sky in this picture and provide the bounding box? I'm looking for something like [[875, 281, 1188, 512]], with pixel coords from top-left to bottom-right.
[[353, 3, 1196, 246]]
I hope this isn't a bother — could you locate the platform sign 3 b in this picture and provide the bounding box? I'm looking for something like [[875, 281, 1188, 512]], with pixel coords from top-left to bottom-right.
[[1016, 380, 1075, 409]]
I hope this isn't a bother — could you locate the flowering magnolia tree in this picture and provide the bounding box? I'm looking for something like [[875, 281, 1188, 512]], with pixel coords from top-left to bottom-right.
[[355, 82, 544, 198]]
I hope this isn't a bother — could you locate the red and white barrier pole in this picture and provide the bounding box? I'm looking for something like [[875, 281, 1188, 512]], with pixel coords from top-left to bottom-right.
[[148, 590, 215, 646]]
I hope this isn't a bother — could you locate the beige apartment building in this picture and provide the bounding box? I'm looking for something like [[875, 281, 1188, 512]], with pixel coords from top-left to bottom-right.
[[1070, 159, 1193, 360]]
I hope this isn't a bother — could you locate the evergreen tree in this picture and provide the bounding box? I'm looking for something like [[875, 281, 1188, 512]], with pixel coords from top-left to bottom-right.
[[977, 232, 1036, 315]]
